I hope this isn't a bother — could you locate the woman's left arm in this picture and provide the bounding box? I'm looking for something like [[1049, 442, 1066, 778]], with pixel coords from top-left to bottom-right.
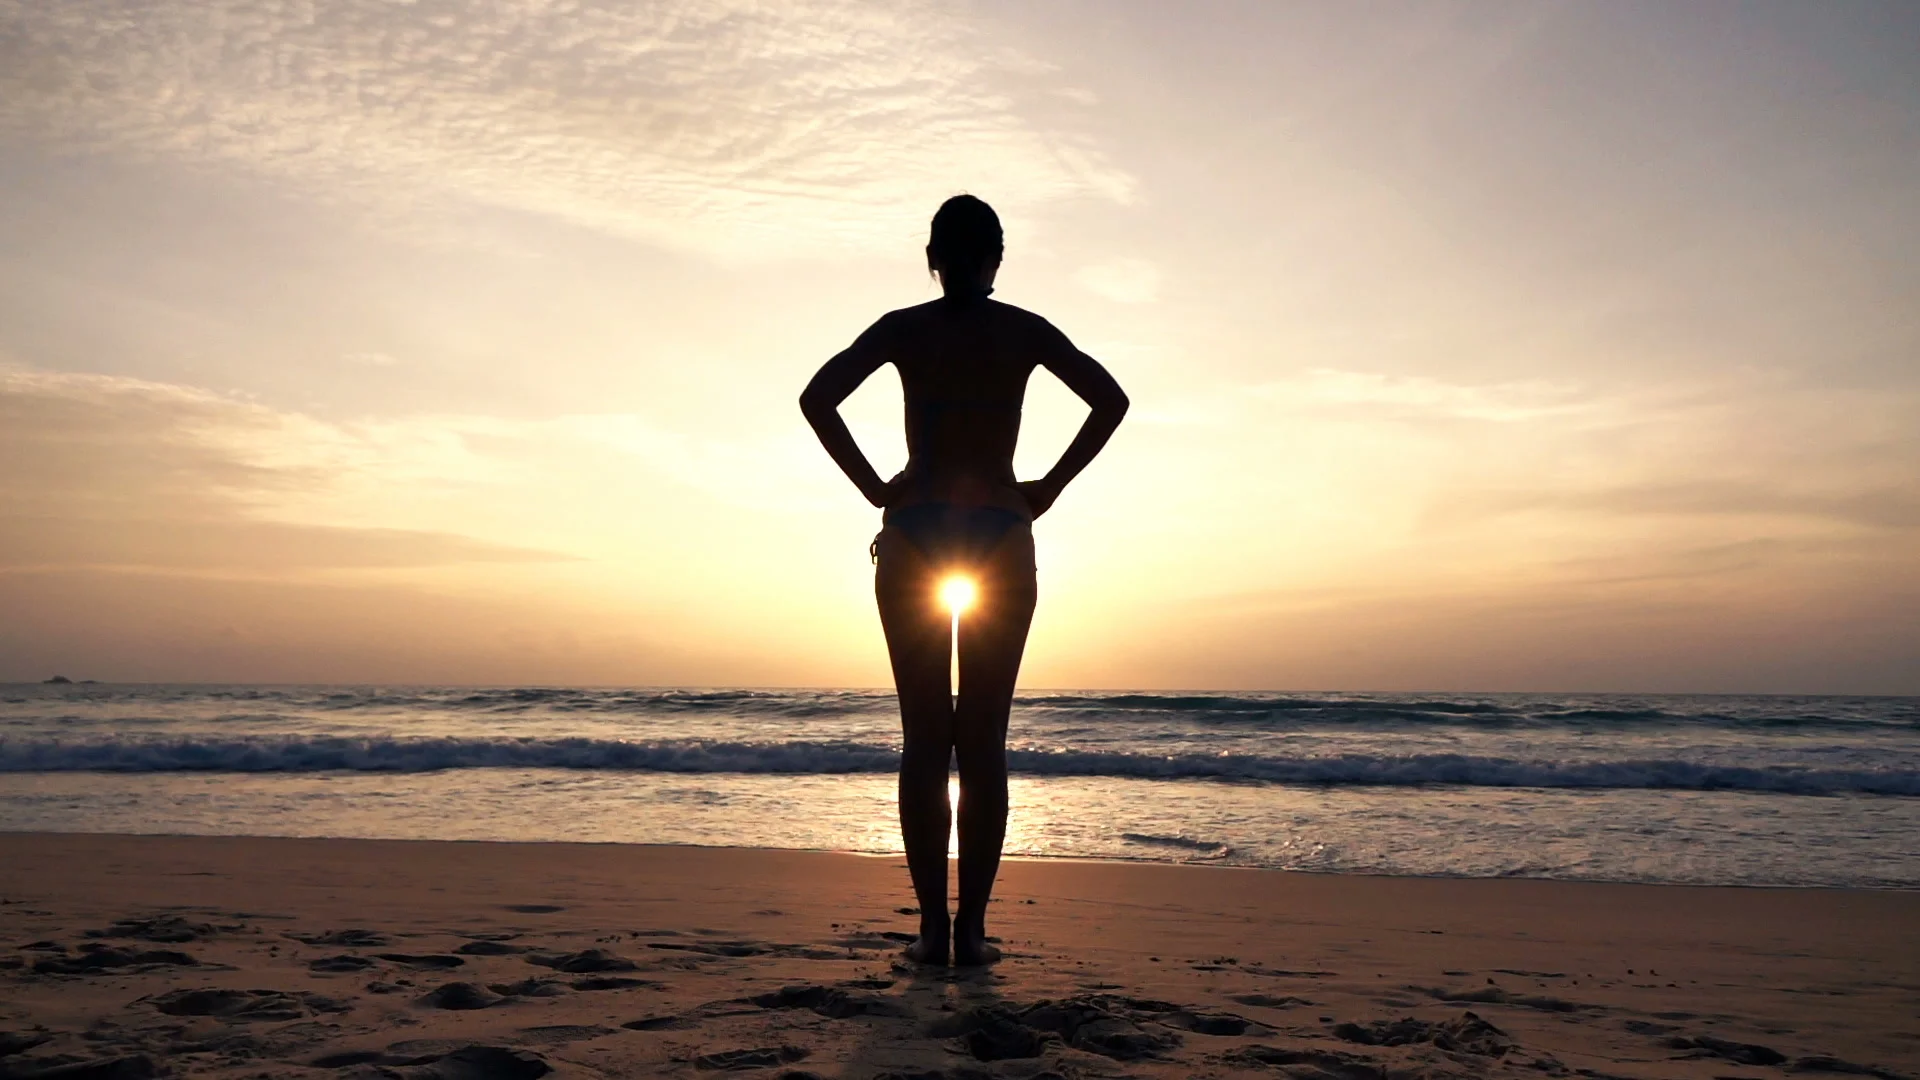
[[800, 317, 899, 508], [1017, 321, 1129, 519]]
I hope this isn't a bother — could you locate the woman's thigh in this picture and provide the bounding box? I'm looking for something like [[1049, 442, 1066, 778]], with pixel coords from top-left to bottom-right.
[[955, 526, 1037, 738], [874, 526, 952, 743]]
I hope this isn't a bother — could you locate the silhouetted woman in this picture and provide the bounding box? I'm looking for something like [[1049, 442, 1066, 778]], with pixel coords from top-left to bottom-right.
[[801, 196, 1129, 966]]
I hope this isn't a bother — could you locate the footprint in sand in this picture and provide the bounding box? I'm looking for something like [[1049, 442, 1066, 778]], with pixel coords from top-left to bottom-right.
[[1226, 1045, 1387, 1075], [933, 996, 1196, 1063], [86, 915, 221, 943], [622, 1015, 696, 1032], [1663, 1033, 1787, 1067], [292, 928, 391, 947], [525, 948, 637, 972], [692, 1046, 808, 1071], [487, 978, 569, 998], [376, 953, 467, 970], [1, 1052, 156, 1077], [568, 976, 661, 991], [1229, 993, 1311, 1008], [748, 984, 911, 1019], [0, 1032, 53, 1057], [31, 944, 199, 975], [1412, 983, 1586, 1013], [1331, 1011, 1512, 1057], [455, 940, 530, 956], [511, 1025, 618, 1047], [309, 954, 377, 973], [149, 987, 349, 1021], [312, 1044, 551, 1079]]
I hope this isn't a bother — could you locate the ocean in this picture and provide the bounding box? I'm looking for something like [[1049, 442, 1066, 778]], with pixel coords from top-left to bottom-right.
[[2, 684, 1915, 889]]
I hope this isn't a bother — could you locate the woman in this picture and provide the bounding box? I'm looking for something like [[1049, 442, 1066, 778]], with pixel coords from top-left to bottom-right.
[[800, 195, 1129, 966]]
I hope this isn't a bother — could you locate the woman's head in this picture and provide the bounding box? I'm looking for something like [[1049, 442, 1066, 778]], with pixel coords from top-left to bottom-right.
[[927, 195, 1002, 297]]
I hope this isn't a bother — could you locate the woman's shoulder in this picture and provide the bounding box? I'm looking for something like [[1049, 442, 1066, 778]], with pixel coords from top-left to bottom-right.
[[885, 297, 1056, 332]]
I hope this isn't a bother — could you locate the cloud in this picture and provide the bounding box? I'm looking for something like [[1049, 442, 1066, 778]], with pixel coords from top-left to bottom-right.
[[1074, 256, 1160, 303], [0, 566, 684, 685], [0, 368, 569, 573], [0, 0, 1134, 258], [1087, 558, 1920, 695], [0, 364, 866, 576], [1475, 480, 1920, 531], [0, 367, 895, 684], [0, 369, 313, 519]]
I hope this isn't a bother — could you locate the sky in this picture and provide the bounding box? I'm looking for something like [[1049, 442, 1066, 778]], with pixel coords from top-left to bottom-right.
[[2, 0, 1916, 693]]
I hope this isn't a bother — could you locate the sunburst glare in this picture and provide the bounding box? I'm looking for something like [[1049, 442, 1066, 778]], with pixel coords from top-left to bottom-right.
[[940, 575, 977, 617]]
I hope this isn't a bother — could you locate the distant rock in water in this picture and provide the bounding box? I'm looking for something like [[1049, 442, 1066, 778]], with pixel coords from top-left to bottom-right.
[[44, 675, 72, 684]]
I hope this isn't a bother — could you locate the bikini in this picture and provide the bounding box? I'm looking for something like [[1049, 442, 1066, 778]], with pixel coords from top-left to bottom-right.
[[877, 502, 1028, 567]]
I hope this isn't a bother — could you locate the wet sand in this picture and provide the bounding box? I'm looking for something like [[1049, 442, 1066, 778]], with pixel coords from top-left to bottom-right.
[[0, 832, 1914, 1079]]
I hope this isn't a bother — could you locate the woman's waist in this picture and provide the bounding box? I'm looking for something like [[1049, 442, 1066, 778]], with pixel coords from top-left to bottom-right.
[[889, 472, 1028, 517]]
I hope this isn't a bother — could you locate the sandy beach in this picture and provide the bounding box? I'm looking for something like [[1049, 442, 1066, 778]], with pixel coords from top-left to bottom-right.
[[0, 833, 1914, 1079]]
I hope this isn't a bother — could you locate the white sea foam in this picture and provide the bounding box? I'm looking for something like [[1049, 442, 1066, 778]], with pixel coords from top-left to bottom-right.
[[2, 734, 1915, 795], [7, 685, 1914, 729], [5, 685, 1917, 887]]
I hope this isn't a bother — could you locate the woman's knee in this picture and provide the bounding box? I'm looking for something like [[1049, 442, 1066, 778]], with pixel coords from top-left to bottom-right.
[[953, 741, 1007, 785], [956, 770, 1008, 811], [900, 739, 951, 778]]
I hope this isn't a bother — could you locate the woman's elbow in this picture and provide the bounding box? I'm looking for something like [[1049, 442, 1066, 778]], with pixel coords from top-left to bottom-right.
[[798, 384, 830, 418]]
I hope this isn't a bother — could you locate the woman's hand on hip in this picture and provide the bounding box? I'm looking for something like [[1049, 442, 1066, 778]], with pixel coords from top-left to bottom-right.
[[1014, 478, 1061, 519], [866, 471, 909, 509]]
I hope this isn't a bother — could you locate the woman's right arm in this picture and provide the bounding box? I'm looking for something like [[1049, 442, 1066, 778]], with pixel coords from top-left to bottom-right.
[[800, 317, 899, 508]]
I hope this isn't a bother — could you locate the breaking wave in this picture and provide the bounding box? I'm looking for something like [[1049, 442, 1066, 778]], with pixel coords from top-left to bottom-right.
[[13, 685, 1913, 731], [2, 735, 1914, 795]]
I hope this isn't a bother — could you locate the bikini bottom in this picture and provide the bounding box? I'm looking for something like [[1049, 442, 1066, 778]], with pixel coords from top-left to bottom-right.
[[875, 503, 1028, 568]]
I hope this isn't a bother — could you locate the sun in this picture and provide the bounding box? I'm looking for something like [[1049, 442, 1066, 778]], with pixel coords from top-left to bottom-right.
[[940, 575, 977, 616]]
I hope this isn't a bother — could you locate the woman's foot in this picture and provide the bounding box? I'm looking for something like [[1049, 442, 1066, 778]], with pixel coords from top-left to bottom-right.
[[903, 915, 951, 966], [953, 926, 1001, 967], [903, 934, 949, 966]]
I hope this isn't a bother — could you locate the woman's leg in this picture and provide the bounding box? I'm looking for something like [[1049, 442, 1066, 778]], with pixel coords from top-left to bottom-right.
[[873, 526, 955, 964], [952, 527, 1037, 966]]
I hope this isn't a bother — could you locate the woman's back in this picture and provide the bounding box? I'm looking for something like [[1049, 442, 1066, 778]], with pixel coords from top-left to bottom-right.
[[885, 297, 1067, 509]]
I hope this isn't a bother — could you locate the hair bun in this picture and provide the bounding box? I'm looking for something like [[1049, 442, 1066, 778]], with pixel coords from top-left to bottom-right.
[[929, 195, 1003, 296]]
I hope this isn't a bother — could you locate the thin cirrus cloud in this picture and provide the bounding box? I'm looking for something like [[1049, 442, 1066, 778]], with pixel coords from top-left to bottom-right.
[[0, 364, 858, 574], [0, 368, 572, 573], [1111, 365, 1920, 596], [0, 360, 941, 685], [0, 365, 874, 685], [0, 0, 1134, 257]]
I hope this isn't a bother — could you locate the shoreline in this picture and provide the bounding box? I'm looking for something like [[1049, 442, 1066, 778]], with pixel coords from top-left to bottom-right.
[[3, 832, 1916, 1078], [6, 827, 1918, 893]]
